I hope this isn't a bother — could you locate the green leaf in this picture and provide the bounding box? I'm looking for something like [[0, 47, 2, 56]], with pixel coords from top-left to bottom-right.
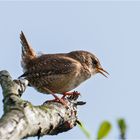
[[97, 121, 112, 139], [78, 122, 91, 139], [117, 118, 127, 139]]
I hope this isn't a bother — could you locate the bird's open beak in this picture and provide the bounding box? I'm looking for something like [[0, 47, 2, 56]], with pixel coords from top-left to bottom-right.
[[97, 67, 109, 78]]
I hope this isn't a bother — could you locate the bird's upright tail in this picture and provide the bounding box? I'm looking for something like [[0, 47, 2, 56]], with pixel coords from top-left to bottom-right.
[[20, 31, 36, 68]]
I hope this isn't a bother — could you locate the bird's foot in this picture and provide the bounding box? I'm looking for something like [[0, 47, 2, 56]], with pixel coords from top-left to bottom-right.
[[62, 91, 80, 99], [44, 91, 80, 108], [46, 93, 68, 107]]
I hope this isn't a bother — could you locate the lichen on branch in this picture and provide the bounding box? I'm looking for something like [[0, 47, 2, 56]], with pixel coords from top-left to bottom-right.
[[0, 70, 85, 140]]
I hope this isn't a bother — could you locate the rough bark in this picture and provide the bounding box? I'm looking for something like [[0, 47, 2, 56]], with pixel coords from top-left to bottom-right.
[[0, 70, 85, 140]]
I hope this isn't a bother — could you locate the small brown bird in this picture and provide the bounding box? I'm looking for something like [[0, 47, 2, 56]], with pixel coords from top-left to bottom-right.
[[19, 31, 109, 103]]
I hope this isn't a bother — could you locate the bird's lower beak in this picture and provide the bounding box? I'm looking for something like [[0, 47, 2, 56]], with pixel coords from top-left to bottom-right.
[[97, 67, 109, 78]]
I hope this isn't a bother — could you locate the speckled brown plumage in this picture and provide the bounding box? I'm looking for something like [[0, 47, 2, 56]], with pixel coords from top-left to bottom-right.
[[19, 31, 109, 96]]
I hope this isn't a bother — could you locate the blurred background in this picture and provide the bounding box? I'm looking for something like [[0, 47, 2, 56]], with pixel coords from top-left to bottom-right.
[[0, 1, 140, 139]]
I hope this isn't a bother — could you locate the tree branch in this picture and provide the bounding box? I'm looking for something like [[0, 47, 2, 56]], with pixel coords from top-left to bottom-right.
[[0, 70, 85, 140]]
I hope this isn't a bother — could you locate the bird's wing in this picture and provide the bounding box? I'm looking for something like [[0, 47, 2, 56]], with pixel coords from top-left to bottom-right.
[[19, 54, 81, 78]]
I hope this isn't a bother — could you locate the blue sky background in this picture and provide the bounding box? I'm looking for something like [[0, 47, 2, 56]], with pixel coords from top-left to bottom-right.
[[0, 1, 140, 139]]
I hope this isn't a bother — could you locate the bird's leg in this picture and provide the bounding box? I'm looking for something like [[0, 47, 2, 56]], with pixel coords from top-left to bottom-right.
[[62, 91, 80, 99], [43, 87, 68, 106], [50, 92, 68, 106]]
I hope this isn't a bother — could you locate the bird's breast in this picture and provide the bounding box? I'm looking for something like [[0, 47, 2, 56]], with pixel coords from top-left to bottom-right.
[[64, 70, 91, 92]]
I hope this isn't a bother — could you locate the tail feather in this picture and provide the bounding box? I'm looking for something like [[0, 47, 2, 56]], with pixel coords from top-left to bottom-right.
[[20, 31, 36, 68]]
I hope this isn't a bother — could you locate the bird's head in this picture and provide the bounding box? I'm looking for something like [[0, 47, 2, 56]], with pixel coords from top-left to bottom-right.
[[88, 53, 109, 77], [68, 50, 109, 77]]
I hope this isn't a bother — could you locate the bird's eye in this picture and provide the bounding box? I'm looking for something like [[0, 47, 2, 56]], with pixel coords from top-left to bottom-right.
[[92, 59, 98, 66]]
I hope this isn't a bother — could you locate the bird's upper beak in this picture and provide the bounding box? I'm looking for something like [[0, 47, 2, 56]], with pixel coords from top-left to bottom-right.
[[97, 67, 109, 78]]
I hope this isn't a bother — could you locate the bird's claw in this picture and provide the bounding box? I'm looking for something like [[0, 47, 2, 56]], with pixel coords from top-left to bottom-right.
[[62, 91, 80, 99]]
